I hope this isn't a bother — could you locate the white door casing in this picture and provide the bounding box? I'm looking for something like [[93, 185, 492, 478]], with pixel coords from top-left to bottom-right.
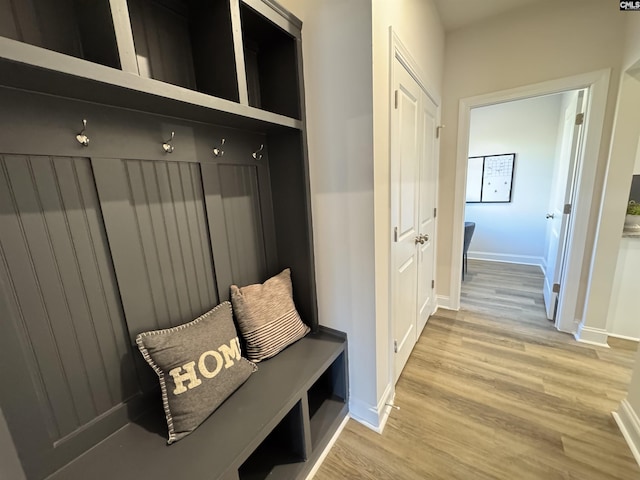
[[390, 53, 439, 383], [543, 90, 585, 320], [450, 69, 610, 335]]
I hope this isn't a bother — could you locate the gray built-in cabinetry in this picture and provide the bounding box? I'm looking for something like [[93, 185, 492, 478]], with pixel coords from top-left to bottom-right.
[[0, 1, 348, 479]]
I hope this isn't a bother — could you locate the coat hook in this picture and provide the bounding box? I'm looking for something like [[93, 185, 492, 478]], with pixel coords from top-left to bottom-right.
[[252, 144, 264, 160], [163, 131, 175, 153], [213, 138, 225, 157], [76, 119, 89, 147]]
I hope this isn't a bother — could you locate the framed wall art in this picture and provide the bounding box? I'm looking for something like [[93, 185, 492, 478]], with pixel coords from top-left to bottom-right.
[[465, 153, 515, 203]]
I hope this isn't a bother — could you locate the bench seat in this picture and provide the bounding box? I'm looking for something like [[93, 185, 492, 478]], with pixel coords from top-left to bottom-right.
[[48, 330, 348, 480]]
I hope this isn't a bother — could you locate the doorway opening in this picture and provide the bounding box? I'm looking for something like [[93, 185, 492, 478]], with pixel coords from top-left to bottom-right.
[[462, 89, 586, 322], [450, 69, 611, 334]]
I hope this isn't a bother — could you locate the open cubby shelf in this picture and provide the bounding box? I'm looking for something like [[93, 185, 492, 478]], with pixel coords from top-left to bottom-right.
[[128, 0, 240, 101], [240, 2, 301, 119], [0, 0, 302, 125], [0, 0, 120, 69], [239, 401, 307, 480]]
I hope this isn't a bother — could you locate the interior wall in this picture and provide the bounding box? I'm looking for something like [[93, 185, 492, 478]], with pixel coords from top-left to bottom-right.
[[465, 94, 563, 267], [278, 0, 445, 429], [438, 0, 626, 309], [271, 0, 378, 426]]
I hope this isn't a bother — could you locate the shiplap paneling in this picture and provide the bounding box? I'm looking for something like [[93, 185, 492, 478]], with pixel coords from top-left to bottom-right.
[[218, 163, 269, 287], [0, 154, 137, 441], [94, 158, 218, 338]]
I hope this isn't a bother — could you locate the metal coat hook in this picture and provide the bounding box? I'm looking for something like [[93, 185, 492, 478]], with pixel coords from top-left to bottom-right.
[[76, 119, 89, 147], [162, 132, 175, 153], [213, 138, 225, 157], [252, 144, 264, 160]]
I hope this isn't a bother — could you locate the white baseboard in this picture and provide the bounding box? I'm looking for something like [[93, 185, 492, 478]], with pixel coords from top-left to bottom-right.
[[607, 332, 640, 342], [613, 399, 640, 467], [437, 295, 457, 310], [574, 323, 610, 347], [467, 251, 545, 270], [348, 384, 395, 433], [304, 414, 350, 480]]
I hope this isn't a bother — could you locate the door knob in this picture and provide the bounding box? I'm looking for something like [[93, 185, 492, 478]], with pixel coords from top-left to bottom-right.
[[415, 235, 425, 245], [546, 213, 555, 219], [422, 234, 430, 242]]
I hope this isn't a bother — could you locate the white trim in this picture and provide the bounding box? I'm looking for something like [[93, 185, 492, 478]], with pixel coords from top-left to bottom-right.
[[390, 29, 441, 107], [574, 323, 610, 347], [437, 295, 456, 310], [376, 385, 395, 434], [451, 69, 611, 329], [606, 332, 640, 342], [348, 383, 395, 432], [303, 414, 350, 480], [467, 252, 545, 269], [613, 400, 640, 467]]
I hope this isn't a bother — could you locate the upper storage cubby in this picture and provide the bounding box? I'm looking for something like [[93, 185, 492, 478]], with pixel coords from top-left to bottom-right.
[[0, 0, 120, 69], [240, 2, 301, 119], [127, 0, 240, 102]]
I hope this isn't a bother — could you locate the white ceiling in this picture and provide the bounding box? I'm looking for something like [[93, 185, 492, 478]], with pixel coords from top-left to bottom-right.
[[433, 0, 551, 32]]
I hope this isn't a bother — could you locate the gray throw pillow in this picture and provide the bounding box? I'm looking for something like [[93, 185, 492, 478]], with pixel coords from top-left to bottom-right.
[[136, 301, 256, 444], [231, 268, 310, 362]]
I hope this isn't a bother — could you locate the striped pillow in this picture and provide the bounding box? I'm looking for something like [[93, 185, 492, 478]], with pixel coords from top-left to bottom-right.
[[231, 269, 310, 362]]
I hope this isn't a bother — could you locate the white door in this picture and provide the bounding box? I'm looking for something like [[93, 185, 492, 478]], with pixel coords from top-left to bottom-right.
[[391, 58, 437, 382], [543, 90, 585, 320], [416, 93, 438, 334]]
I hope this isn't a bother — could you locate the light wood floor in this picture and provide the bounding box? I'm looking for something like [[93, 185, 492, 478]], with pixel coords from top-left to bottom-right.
[[314, 259, 640, 479]]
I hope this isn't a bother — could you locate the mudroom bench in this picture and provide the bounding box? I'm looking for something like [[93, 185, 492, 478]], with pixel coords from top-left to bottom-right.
[[49, 330, 347, 480], [0, 1, 352, 479]]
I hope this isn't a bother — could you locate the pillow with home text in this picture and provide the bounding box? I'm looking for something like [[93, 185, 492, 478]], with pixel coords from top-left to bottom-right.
[[136, 301, 256, 444]]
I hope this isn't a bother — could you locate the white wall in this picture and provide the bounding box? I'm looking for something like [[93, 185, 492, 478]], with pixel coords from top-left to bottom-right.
[[465, 94, 563, 267], [438, 0, 626, 311], [603, 15, 640, 466], [275, 0, 445, 429], [270, 0, 378, 423]]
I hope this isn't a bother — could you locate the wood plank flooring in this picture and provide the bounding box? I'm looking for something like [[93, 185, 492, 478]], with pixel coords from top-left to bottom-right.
[[313, 260, 640, 479]]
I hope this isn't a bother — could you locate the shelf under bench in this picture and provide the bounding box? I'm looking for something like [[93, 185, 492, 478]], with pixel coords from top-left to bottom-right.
[[48, 329, 348, 480]]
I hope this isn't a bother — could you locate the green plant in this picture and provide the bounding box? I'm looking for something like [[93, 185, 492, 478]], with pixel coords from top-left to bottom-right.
[[628, 201, 640, 215]]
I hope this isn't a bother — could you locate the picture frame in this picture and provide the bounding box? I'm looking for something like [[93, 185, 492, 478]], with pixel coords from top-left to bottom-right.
[[465, 153, 516, 203]]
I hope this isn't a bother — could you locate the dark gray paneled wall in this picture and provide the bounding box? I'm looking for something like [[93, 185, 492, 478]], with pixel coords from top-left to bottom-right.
[[219, 164, 268, 286], [0, 155, 137, 438], [0, 155, 142, 479], [94, 158, 218, 337], [0, 87, 314, 479]]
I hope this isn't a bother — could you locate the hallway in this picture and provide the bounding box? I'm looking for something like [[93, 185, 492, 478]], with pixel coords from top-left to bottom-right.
[[313, 260, 640, 479]]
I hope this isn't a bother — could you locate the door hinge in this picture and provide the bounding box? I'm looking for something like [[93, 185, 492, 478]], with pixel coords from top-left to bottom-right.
[[431, 279, 435, 289], [575, 113, 584, 125], [394, 340, 398, 353], [394, 90, 399, 109], [434, 207, 437, 218], [563, 203, 572, 214], [552, 283, 560, 293], [394, 226, 398, 242]]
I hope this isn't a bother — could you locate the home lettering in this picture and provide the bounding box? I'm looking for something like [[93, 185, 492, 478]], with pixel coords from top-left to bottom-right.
[[169, 337, 242, 395]]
